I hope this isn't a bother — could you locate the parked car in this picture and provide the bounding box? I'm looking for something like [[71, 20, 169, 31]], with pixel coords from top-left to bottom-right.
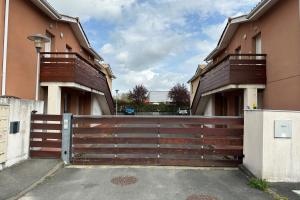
[[123, 107, 135, 115], [177, 108, 189, 115]]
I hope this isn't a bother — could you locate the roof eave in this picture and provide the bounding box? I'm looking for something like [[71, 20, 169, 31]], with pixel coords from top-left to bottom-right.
[[247, 0, 279, 20], [31, 0, 61, 20], [204, 0, 280, 62], [60, 15, 103, 61], [205, 16, 247, 61]]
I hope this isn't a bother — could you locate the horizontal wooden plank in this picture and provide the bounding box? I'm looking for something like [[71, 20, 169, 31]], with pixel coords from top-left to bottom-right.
[[30, 141, 61, 148], [73, 127, 243, 137], [71, 158, 242, 167], [30, 132, 62, 140], [72, 147, 243, 156], [72, 137, 242, 146], [73, 116, 244, 125], [30, 151, 61, 158], [41, 57, 76, 63], [229, 59, 266, 65], [31, 123, 62, 131], [73, 127, 158, 134], [31, 114, 62, 121]]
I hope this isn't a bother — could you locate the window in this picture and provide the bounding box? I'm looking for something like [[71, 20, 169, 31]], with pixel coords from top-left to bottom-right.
[[44, 31, 55, 57], [234, 95, 244, 116], [65, 45, 72, 58], [63, 94, 71, 113], [253, 33, 262, 59], [235, 46, 242, 59]]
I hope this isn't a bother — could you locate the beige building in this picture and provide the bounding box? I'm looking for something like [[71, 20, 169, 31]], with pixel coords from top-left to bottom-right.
[[0, 0, 115, 115], [188, 64, 205, 105], [191, 0, 300, 116]]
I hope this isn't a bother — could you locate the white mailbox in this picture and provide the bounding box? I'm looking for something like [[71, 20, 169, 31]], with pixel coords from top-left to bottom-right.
[[274, 120, 292, 138], [0, 105, 9, 163]]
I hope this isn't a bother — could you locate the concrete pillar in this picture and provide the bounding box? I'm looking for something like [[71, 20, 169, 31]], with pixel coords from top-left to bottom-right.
[[244, 88, 258, 109], [47, 85, 61, 114], [62, 113, 72, 164], [204, 95, 215, 116]]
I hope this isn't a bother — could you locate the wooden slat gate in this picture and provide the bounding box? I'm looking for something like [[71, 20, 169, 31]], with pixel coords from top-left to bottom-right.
[[30, 114, 63, 158], [71, 116, 244, 167]]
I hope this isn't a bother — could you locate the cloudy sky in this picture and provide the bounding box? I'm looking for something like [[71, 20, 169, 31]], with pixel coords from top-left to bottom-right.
[[48, 0, 260, 94]]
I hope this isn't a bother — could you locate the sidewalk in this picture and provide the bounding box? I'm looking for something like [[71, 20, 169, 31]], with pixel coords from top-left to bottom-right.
[[270, 182, 300, 200], [0, 159, 62, 200]]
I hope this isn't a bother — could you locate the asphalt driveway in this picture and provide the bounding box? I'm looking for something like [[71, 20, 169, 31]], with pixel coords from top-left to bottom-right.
[[19, 166, 272, 200]]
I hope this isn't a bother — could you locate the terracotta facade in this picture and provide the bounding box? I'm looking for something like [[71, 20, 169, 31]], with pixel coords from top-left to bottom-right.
[[192, 0, 300, 115], [0, 0, 114, 115], [5, 0, 93, 99], [213, 0, 300, 111]]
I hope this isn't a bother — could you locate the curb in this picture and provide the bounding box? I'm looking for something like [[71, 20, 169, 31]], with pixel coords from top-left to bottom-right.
[[238, 165, 288, 200], [7, 161, 64, 200]]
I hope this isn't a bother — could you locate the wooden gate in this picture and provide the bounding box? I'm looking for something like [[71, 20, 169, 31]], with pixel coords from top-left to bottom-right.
[[72, 116, 244, 167], [30, 114, 63, 158]]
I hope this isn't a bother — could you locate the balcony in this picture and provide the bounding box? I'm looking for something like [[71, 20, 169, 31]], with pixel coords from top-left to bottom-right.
[[40, 52, 114, 113], [191, 54, 266, 114]]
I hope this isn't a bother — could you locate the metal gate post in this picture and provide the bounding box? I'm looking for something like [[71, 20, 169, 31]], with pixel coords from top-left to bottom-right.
[[62, 113, 72, 164]]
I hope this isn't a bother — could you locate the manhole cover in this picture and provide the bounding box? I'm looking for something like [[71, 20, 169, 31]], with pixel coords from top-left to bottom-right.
[[186, 194, 218, 200], [111, 176, 138, 186]]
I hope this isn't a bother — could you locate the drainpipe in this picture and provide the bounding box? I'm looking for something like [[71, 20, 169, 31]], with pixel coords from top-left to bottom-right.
[[1, 0, 9, 96]]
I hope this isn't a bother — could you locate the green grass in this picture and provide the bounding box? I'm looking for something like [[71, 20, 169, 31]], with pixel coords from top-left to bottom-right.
[[248, 178, 269, 191]]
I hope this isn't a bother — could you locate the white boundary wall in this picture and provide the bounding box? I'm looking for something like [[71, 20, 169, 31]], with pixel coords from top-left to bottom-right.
[[244, 110, 300, 182], [0, 98, 44, 170]]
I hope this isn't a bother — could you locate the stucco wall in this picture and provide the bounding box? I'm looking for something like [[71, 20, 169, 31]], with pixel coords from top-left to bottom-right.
[[214, 0, 300, 111], [244, 110, 300, 182], [5, 0, 93, 100], [203, 95, 214, 116], [190, 76, 200, 104], [91, 93, 103, 116], [0, 97, 44, 170]]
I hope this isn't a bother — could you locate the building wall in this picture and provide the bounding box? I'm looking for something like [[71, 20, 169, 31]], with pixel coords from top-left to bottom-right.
[[213, 0, 300, 111], [91, 93, 103, 116], [244, 110, 300, 182], [190, 76, 200, 104], [0, 97, 44, 169], [203, 95, 214, 116], [5, 0, 94, 100]]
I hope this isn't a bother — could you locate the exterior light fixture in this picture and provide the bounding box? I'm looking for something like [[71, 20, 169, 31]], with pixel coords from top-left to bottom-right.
[[27, 34, 50, 100], [27, 34, 50, 53]]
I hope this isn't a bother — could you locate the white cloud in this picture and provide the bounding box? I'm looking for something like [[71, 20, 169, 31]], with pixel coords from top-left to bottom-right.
[[47, 0, 136, 22], [114, 68, 190, 92], [202, 20, 228, 41], [100, 43, 115, 54], [48, 0, 261, 92]]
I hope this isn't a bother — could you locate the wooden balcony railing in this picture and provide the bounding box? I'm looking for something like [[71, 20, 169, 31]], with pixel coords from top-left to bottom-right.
[[191, 54, 267, 114], [40, 52, 115, 114]]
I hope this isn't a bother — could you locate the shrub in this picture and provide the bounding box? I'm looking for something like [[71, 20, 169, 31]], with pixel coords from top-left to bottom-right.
[[248, 178, 269, 191]]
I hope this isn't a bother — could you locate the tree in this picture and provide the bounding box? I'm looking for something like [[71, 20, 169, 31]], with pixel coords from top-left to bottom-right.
[[168, 83, 190, 107], [128, 85, 149, 105]]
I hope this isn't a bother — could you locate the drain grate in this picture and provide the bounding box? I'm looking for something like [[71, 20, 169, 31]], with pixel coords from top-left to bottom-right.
[[111, 176, 138, 186], [186, 194, 218, 200]]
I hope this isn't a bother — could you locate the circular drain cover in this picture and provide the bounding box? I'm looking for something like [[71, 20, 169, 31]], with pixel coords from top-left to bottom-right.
[[186, 194, 218, 200], [111, 176, 138, 186]]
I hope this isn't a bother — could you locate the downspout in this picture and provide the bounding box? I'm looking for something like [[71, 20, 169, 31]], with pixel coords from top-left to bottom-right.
[[1, 0, 9, 96]]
